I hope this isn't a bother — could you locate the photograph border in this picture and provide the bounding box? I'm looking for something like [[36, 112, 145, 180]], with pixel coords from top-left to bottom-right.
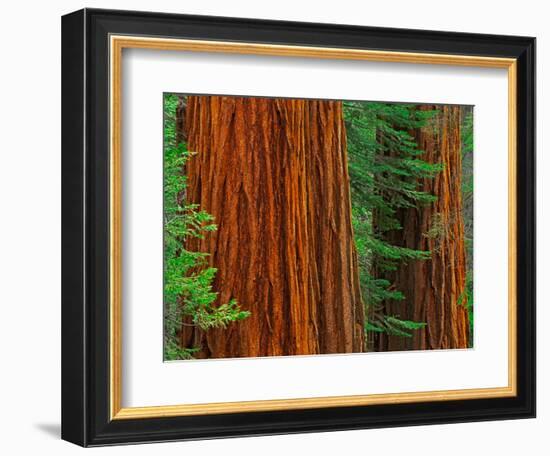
[[62, 8, 535, 446]]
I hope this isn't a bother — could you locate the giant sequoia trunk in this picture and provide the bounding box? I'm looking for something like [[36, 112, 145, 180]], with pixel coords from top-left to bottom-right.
[[179, 96, 365, 358], [375, 105, 470, 351]]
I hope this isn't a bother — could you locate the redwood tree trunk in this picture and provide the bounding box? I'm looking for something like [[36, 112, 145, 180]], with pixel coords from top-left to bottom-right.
[[179, 96, 365, 358], [375, 105, 470, 351], [175, 96, 187, 145]]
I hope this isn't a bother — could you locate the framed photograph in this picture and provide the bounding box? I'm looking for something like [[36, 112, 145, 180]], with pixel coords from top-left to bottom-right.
[[61, 8, 535, 446]]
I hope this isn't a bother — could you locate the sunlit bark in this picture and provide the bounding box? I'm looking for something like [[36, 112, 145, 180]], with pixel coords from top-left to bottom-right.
[[179, 96, 365, 358]]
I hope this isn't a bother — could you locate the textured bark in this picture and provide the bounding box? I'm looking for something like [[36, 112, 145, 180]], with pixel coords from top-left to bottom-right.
[[179, 96, 365, 358], [175, 96, 187, 145], [375, 105, 470, 351]]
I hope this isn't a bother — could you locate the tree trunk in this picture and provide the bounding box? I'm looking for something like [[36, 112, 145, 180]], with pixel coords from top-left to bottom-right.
[[175, 96, 187, 145], [375, 105, 470, 351], [179, 96, 365, 358]]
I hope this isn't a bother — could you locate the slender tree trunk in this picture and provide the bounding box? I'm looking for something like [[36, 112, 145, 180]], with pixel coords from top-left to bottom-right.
[[179, 96, 365, 358], [175, 96, 187, 145], [375, 105, 470, 351]]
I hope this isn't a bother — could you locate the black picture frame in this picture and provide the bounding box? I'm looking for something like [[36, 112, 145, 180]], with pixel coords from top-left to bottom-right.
[[62, 8, 536, 447]]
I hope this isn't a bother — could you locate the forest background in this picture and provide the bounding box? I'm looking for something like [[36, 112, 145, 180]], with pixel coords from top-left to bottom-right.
[[163, 94, 474, 360]]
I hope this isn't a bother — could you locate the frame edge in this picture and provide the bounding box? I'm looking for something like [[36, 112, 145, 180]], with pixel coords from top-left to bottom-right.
[[61, 8, 537, 446], [61, 8, 88, 448]]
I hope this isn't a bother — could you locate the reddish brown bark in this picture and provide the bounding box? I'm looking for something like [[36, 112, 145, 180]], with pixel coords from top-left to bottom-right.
[[179, 96, 365, 358], [175, 96, 187, 145], [375, 105, 470, 351]]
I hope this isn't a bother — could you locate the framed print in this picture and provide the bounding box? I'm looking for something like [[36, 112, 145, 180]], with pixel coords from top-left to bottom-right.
[[61, 8, 536, 447]]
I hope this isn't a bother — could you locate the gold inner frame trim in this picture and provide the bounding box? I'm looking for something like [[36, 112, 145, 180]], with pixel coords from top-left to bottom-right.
[[109, 34, 518, 420]]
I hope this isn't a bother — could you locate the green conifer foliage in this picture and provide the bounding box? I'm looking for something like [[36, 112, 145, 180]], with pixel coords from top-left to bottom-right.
[[163, 94, 250, 360], [162, 94, 474, 356], [461, 107, 474, 345], [344, 102, 442, 339]]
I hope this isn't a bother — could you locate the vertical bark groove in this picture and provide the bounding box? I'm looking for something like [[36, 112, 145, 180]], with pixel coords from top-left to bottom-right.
[[180, 96, 365, 358]]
